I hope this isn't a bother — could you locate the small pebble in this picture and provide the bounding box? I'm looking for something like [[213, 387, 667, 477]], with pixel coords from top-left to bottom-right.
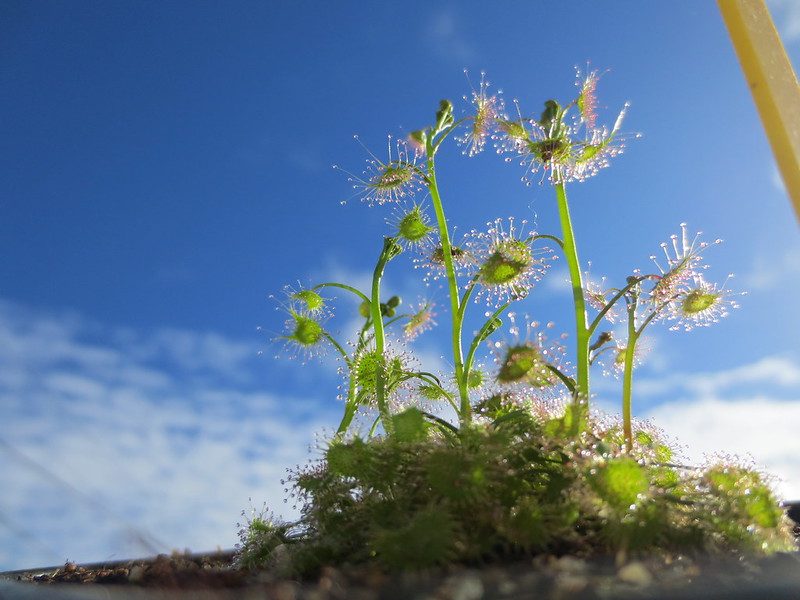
[[617, 561, 653, 586], [497, 579, 517, 595], [440, 571, 484, 600], [127, 564, 145, 583], [554, 572, 588, 594], [554, 555, 587, 573]]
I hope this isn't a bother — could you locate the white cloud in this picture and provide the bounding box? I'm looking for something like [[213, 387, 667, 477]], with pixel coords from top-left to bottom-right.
[[635, 354, 800, 397], [771, 162, 788, 193], [540, 266, 571, 294], [647, 396, 800, 501], [424, 9, 477, 64], [634, 354, 800, 500], [0, 299, 335, 571], [742, 247, 800, 292], [2, 298, 799, 571], [592, 352, 800, 499], [767, 0, 800, 43]]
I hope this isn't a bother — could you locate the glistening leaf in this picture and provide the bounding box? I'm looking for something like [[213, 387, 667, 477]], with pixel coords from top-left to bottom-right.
[[391, 407, 428, 442], [589, 456, 648, 512]]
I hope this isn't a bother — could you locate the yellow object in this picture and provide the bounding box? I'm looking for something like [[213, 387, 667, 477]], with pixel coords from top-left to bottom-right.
[[718, 0, 800, 223]]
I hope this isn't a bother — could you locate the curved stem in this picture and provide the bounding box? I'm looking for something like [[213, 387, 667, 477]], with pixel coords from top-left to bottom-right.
[[464, 302, 509, 380], [530, 233, 564, 250], [370, 237, 399, 436], [314, 281, 374, 352], [457, 281, 477, 323], [587, 276, 646, 337], [554, 181, 590, 434], [420, 410, 459, 436], [426, 141, 470, 426], [313, 282, 370, 305], [335, 398, 358, 438], [322, 332, 349, 364], [621, 299, 640, 454], [429, 117, 471, 154], [547, 364, 577, 394]]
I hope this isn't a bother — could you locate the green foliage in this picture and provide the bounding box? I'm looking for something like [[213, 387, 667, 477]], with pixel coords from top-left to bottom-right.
[[371, 504, 457, 569], [390, 407, 428, 443], [235, 512, 295, 572], [588, 456, 648, 513], [694, 465, 791, 553], [237, 413, 796, 574], [250, 69, 792, 577]]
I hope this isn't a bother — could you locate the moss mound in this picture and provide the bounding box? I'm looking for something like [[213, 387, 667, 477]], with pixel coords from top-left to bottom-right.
[[237, 405, 795, 576]]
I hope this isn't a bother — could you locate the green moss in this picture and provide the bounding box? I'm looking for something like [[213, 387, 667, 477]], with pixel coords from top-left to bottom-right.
[[237, 413, 796, 575]]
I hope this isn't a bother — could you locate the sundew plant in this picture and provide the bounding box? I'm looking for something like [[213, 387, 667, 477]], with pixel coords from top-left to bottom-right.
[[240, 69, 795, 573]]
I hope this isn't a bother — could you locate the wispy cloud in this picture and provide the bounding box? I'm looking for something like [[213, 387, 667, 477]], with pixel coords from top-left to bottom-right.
[[767, 0, 800, 43], [771, 163, 788, 193], [0, 299, 335, 571], [424, 9, 477, 64], [741, 247, 800, 292], [540, 266, 571, 295], [647, 396, 800, 501], [634, 354, 800, 499], [634, 355, 800, 398], [2, 298, 799, 571]]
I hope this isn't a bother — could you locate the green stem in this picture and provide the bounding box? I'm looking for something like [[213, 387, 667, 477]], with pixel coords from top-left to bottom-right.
[[531, 233, 564, 250], [314, 281, 375, 352], [587, 276, 646, 338], [322, 332, 349, 364], [464, 302, 509, 381], [621, 299, 640, 454], [313, 282, 370, 305], [370, 237, 398, 436], [619, 284, 678, 452], [426, 144, 470, 427], [554, 181, 590, 435], [335, 397, 358, 437], [547, 365, 577, 394]]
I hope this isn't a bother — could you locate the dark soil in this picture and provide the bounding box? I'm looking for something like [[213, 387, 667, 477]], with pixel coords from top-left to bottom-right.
[[3, 505, 798, 599], [8, 551, 246, 589], [5, 549, 800, 599]]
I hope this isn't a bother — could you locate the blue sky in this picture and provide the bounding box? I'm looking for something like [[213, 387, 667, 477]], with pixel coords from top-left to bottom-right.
[[1, 1, 800, 570]]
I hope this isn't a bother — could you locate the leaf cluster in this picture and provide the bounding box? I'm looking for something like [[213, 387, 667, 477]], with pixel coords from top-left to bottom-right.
[[237, 406, 795, 575]]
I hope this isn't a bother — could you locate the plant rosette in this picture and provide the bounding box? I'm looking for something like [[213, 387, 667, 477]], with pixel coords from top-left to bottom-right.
[[243, 68, 797, 584], [237, 404, 796, 578]]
